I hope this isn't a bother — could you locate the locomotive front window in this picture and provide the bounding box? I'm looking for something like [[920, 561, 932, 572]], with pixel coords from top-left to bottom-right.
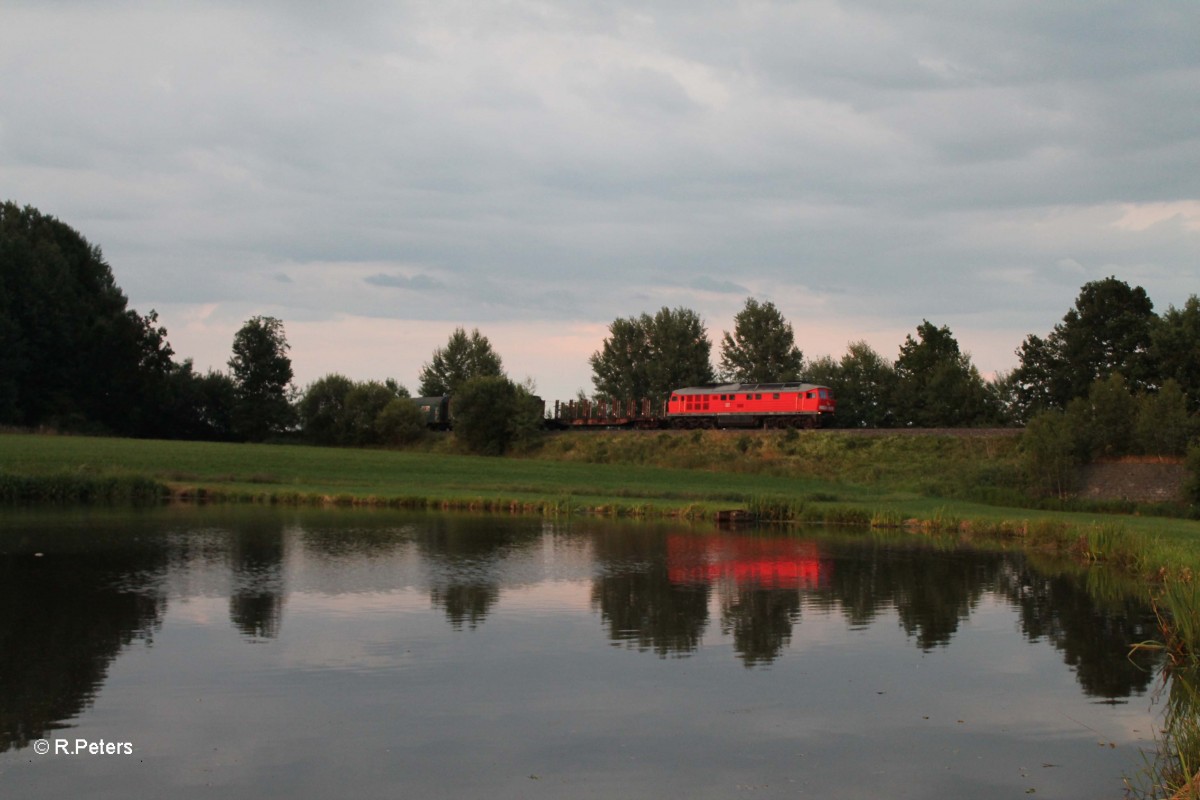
[[819, 389, 829, 399]]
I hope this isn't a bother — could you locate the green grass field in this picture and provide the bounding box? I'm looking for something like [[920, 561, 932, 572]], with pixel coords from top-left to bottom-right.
[[4, 431, 1200, 577]]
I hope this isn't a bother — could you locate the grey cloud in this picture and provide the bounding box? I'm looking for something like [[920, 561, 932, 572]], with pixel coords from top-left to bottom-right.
[[363, 273, 444, 291], [1, 0, 1196, 381], [690, 277, 748, 295]]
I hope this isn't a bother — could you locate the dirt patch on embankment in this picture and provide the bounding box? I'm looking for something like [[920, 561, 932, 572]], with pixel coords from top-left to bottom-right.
[[1075, 459, 1187, 503]]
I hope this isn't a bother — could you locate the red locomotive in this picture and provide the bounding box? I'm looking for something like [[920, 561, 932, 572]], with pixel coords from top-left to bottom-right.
[[549, 382, 836, 429], [666, 382, 835, 429]]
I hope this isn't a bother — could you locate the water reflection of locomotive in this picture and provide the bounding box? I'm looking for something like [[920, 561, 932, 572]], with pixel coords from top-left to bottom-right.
[[414, 382, 836, 431]]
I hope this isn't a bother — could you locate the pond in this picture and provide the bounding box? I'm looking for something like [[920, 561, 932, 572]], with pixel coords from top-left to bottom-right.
[[0, 506, 1169, 798]]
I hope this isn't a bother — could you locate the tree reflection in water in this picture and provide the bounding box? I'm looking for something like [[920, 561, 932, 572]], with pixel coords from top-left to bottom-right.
[[416, 516, 541, 630], [590, 529, 710, 657], [0, 511, 1171, 764], [228, 520, 286, 639], [0, 529, 168, 753]]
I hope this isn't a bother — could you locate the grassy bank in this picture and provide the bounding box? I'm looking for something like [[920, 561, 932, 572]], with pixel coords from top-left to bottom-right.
[[4, 431, 1200, 570]]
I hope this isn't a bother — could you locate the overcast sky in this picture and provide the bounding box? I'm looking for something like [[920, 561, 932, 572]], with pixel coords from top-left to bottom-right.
[[3, 1, 1197, 399]]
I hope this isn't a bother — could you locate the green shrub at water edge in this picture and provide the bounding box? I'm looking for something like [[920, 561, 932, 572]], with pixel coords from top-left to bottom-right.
[[0, 472, 165, 504]]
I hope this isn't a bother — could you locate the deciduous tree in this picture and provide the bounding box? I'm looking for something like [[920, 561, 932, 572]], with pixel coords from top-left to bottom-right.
[[418, 327, 504, 396], [893, 321, 993, 427], [835, 341, 898, 428], [1152, 296, 1200, 412], [719, 298, 803, 383], [1012, 277, 1157, 417], [229, 316, 296, 441], [451, 376, 542, 455], [298, 374, 355, 445], [0, 202, 176, 434], [590, 307, 714, 404], [1134, 379, 1195, 457], [1019, 410, 1079, 498]]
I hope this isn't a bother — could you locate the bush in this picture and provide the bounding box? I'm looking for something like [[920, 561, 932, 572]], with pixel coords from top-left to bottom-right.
[[343, 382, 401, 445], [1186, 444, 1200, 506], [1020, 410, 1079, 498], [375, 398, 426, 446], [452, 376, 543, 455], [1135, 380, 1196, 457], [298, 374, 354, 444], [1079, 373, 1135, 458]]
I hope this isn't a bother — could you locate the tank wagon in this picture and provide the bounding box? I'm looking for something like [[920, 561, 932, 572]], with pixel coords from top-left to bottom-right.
[[666, 382, 835, 429]]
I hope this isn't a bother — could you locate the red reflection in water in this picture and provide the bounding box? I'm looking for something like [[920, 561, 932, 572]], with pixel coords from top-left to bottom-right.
[[667, 535, 830, 589]]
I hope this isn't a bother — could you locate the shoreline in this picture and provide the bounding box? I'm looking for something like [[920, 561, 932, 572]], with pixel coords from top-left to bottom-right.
[[3, 430, 1197, 585]]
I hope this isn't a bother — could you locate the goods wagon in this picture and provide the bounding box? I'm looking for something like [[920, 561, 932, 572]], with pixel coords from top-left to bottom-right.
[[413, 396, 451, 430]]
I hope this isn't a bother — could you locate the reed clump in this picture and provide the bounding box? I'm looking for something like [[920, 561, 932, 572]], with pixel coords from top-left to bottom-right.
[[0, 471, 165, 504], [1127, 576, 1200, 799]]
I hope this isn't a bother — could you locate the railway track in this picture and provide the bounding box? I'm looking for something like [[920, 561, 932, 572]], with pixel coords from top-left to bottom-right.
[[546, 426, 1021, 438]]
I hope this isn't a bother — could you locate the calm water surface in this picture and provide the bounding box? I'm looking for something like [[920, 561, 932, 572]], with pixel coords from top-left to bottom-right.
[[0, 506, 1167, 798]]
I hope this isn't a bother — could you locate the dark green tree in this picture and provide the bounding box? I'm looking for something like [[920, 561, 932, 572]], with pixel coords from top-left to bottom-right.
[[591, 307, 714, 404], [1186, 444, 1200, 506], [1152, 296, 1200, 413], [1068, 373, 1136, 459], [645, 307, 715, 400], [375, 397, 427, 446], [161, 361, 238, 441], [298, 374, 355, 445], [1134, 379, 1195, 457], [893, 321, 993, 427], [229, 316, 296, 441], [983, 370, 1024, 427], [451, 376, 543, 455], [1058, 278, 1156, 395], [1019, 410, 1080, 498], [418, 327, 504, 396], [1012, 277, 1156, 416], [833, 341, 897, 428], [719, 298, 804, 383], [343, 381, 404, 446], [589, 316, 653, 402], [0, 202, 176, 434]]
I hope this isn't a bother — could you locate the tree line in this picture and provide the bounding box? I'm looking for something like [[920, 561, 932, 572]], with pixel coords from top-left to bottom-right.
[[3, 202, 1198, 466]]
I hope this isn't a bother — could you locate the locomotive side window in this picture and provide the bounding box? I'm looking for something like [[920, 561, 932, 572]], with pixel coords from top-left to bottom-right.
[[806, 391, 814, 399], [755, 394, 762, 400], [772, 393, 780, 399]]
